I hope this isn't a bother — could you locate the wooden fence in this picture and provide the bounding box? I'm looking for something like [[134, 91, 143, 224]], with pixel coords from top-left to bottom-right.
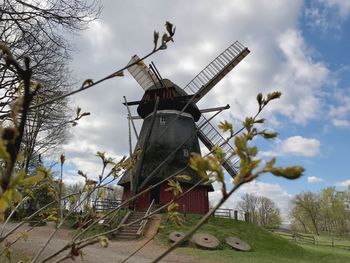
[[270, 229, 350, 249], [93, 199, 122, 212]]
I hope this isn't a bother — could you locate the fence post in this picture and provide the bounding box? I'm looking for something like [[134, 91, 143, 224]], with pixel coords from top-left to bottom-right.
[[234, 210, 238, 220]]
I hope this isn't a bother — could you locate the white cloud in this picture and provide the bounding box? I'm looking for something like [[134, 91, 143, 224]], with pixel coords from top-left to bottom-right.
[[209, 180, 293, 222], [321, 0, 350, 18], [329, 91, 350, 129], [261, 136, 321, 157], [307, 176, 324, 183], [279, 136, 321, 157], [272, 29, 329, 124], [335, 180, 350, 187]]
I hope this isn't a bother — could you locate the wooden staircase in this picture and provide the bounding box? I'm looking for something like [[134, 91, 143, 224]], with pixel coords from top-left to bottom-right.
[[116, 211, 146, 240], [116, 200, 155, 240]]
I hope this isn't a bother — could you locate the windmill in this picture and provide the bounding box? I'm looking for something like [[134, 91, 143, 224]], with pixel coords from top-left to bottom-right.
[[118, 41, 250, 214]]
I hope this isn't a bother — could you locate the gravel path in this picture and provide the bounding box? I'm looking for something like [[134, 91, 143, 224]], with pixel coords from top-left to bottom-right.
[[1, 216, 203, 263]]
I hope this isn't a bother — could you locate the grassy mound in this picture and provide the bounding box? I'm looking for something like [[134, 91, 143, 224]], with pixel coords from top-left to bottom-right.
[[157, 214, 350, 263]]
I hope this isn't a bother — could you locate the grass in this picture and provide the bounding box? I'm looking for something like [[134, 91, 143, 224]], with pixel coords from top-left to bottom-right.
[[157, 214, 350, 263]]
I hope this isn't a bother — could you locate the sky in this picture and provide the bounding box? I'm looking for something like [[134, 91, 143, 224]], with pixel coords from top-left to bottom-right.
[[58, 0, 350, 219]]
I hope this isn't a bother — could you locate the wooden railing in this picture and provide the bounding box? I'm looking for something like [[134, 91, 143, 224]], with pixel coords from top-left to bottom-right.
[[93, 199, 122, 212], [136, 199, 155, 236]]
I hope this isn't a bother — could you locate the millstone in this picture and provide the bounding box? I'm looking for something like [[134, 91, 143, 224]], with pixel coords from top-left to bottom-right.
[[191, 233, 219, 249], [169, 231, 186, 243], [225, 236, 251, 251]]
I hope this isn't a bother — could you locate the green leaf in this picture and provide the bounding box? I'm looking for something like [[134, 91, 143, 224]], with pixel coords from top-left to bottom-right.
[[110, 71, 124, 78], [267, 91, 282, 102], [259, 130, 278, 139], [153, 31, 159, 50], [81, 79, 94, 88], [175, 174, 191, 182], [254, 118, 265, 124], [0, 138, 10, 161], [256, 93, 263, 106], [264, 157, 276, 171], [165, 21, 175, 36], [218, 120, 233, 133], [20, 174, 44, 185], [270, 166, 304, 179]]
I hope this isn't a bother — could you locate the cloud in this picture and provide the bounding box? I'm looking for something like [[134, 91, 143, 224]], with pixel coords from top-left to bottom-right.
[[261, 136, 321, 157], [271, 29, 329, 124], [209, 180, 293, 221], [335, 180, 350, 187], [328, 90, 350, 129], [304, 0, 350, 31], [321, 0, 350, 18], [279, 136, 321, 157], [307, 176, 324, 183]]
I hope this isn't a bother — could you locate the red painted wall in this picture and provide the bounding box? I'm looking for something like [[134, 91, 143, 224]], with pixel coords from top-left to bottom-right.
[[159, 183, 209, 214], [122, 183, 209, 214], [122, 187, 150, 211]]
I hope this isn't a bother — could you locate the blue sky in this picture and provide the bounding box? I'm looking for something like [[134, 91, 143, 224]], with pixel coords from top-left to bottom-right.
[[58, 0, 350, 217]]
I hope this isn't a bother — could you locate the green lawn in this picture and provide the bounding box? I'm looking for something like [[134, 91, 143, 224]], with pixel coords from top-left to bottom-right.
[[157, 214, 350, 263]]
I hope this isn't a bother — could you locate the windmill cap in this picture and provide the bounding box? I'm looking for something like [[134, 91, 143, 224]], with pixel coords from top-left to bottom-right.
[[137, 79, 201, 121]]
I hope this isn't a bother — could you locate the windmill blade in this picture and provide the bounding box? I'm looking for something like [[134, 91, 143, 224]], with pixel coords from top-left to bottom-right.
[[183, 41, 250, 103], [127, 55, 159, 91], [196, 114, 239, 177]]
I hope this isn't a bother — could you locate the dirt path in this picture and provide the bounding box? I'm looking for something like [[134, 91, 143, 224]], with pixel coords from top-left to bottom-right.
[[1, 216, 202, 263]]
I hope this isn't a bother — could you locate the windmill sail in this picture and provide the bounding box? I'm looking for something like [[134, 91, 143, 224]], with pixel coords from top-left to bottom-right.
[[127, 55, 159, 91], [183, 41, 250, 103], [196, 114, 239, 177], [183, 41, 250, 178]]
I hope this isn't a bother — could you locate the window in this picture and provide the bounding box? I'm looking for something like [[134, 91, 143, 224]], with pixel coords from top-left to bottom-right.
[[160, 116, 166, 125], [183, 148, 189, 157]]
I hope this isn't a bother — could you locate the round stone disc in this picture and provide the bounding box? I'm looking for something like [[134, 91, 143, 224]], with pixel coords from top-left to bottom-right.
[[169, 231, 186, 243], [225, 236, 251, 251], [191, 233, 220, 249]]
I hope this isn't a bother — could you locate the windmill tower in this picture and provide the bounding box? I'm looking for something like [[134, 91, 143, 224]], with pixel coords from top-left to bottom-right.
[[118, 41, 250, 214]]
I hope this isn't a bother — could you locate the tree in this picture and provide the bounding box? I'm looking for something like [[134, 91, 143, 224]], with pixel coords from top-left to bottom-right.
[[238, 193, 259, 224], [0, 0, 101, 171], [238, 193, 281, 228], [257, 196, 281, 228], [292, 192, 320, 235]]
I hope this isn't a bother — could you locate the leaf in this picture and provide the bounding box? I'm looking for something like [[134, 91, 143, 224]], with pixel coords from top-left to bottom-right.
[[165, 21, 174, 36], [254, 118, 265, 124], [212, 146, 225, 162], [110, 71, 124, 78], [264, 158, 276, 171], [81, 79, 94, 88], [267, 91, 282, 102], [259, 130, 278, 139], [270, 166, 304, 179], [0, 197, 8, 210], [256, 93, 263, 106], [153, 31, 159, 50], [0, 137, 10, 161], [175, 174, 191, 182], [20, 174, 44, 185], [60, 154, 65, 165], [18, 232, 29, 241], [167, 202, 179, 212], [218, 120, 233, 133], [99, 236, 109, 248]]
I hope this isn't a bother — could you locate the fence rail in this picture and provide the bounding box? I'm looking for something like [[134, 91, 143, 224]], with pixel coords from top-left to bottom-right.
[[93, 199, 122, 212], [271, 229, 350, 249]]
